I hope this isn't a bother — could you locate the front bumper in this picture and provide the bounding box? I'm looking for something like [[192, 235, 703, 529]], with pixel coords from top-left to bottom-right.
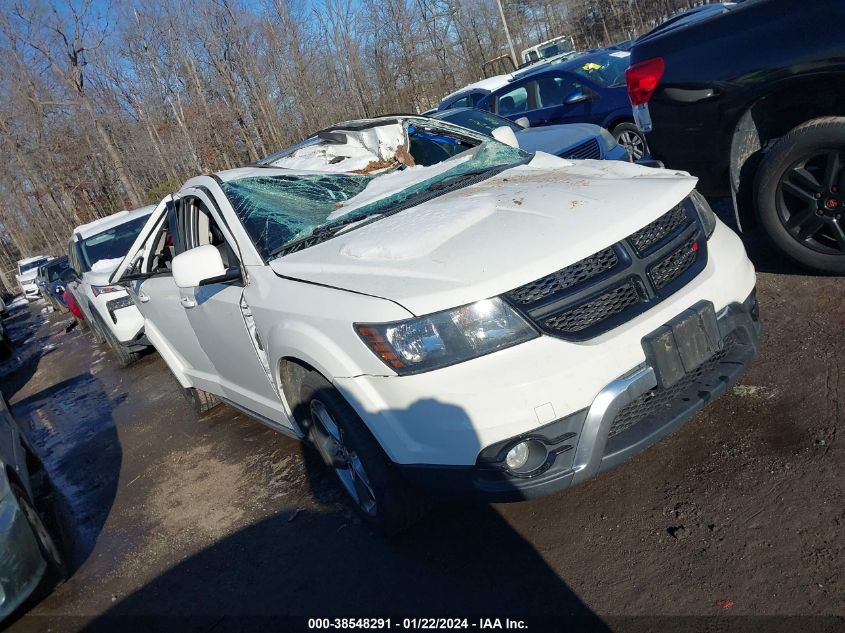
[[21, 284, 40, 299], [396, 291, 762, 502], [0, 493, 46, 620]]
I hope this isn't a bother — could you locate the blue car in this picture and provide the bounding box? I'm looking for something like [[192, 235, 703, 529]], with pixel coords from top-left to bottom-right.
[[476, 49, 649, 160], [430, 108, 630, 161], [35, 256, 70, 313]]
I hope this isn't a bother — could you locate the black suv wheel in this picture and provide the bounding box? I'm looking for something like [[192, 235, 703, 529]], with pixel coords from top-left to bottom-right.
[[756, 117, 845, 273]]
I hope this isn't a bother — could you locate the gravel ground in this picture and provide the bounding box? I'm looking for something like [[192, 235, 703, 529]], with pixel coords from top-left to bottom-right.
[[2, 208, 843, 632]]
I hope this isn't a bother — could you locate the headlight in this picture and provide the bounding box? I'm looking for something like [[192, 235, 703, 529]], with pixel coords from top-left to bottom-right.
[[355, 298, 538, 375], [91, 285, 123, 298], [689, 189, 717, 238]]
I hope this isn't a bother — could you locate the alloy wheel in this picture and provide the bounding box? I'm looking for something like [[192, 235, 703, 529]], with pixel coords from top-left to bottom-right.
[[310, 399, 377, 516], [777, 149, 845, 255], [618, 130, 646, 161]]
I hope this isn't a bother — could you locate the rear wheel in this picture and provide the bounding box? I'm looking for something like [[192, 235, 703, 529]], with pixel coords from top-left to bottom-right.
[[612, 122, 648, 161], [756, 117, 845, 273], [185, 388, 221, 414], [300, 372, 429, 535]]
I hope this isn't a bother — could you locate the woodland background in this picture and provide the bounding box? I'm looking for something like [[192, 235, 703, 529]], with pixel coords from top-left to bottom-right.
[[0, 0, 711, 292]]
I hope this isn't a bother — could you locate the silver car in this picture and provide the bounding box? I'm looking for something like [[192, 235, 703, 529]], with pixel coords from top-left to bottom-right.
[[0, 392, 65, 621]]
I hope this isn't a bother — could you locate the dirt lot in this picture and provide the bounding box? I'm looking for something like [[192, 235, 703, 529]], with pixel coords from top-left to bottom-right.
[[2, 209, 844, 632]]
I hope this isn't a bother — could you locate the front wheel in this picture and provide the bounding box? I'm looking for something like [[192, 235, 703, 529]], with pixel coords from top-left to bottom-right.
[[755, 117, 845, 273], [612, 122, 648, 161], [300, 373, 429, 535]]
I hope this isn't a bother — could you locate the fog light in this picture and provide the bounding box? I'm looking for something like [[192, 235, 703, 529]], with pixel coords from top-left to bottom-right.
[[505, 441, 530, 471]]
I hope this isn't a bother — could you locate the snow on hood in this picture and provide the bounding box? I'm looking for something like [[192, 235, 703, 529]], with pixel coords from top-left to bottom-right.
[[270, 156, 698, 316], [269, 123, 405, 173], [90, 258, 125, 274]]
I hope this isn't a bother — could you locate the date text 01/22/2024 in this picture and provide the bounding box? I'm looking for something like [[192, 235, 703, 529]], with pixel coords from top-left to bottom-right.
[[307, 618, 529, 630]]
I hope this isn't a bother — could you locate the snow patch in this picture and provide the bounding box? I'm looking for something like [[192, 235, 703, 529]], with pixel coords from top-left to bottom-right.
[[269, 123, 406, 173], [90, 258, 125, 274], [327, 156, 471, 220]]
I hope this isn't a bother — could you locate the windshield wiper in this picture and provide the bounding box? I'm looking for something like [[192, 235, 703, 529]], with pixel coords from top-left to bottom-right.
[[424, 169, 496, 192]]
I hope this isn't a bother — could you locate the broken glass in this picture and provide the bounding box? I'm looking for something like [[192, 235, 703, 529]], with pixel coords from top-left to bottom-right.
[[221, 137, 529, 261]]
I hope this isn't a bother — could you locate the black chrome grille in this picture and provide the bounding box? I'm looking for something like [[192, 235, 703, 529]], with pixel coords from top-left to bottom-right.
[[561, 138, 602, 160], [507, 198, 706, 340], [649, 234, 699, 290], [508, 247, 618, 305], [608, 334, 737, 439], [543, 280, 641, 335], [627, 203, 688, 254]]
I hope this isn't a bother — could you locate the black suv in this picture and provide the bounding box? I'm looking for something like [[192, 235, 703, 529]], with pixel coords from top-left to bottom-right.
[[627, 0, 845, 273]]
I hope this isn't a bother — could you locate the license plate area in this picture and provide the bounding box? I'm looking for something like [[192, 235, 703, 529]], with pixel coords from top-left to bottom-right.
[[642, 301, 722, 388]]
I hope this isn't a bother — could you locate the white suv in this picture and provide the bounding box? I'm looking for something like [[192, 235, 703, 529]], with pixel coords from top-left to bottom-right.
[[15, 256, 52, 300], [114, 116, 762, 533], [67, 206, 154, 366]]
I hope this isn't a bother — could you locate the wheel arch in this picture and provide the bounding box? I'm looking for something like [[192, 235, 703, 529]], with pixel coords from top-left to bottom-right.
[[729, 74, 845, 230]]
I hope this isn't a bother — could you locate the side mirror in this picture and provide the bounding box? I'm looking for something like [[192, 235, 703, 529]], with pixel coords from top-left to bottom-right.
[[564, 88, 593, 105], [514, 116, 530, 129], [491, 125, 520, 149], [172, 245, 226, 289]]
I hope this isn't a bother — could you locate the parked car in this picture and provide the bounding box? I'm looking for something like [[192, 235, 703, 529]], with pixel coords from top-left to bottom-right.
[[67, 207, 154, 366], [15, 256, 52, 301], [437, 75, 512, 112], [477, 49, 649, 160], [627, 0, 845, 272], [114, 115, 761, 534], [35, 257, 71, 314], [0, 391, 66, 621], [520, 35, 576, 66], [430, 107, 630, 161]]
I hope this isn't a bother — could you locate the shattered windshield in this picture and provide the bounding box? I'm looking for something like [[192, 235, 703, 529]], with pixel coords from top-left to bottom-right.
[[222, 124, 529, 260]]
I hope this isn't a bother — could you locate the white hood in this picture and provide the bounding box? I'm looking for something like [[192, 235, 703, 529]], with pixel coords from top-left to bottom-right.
[[269, 156, 698, 316]]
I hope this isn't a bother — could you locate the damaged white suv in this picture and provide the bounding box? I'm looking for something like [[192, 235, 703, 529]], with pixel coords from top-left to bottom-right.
[[114, 116, 761, 534]]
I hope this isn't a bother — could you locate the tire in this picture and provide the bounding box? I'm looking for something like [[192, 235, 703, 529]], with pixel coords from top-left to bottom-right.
[[186, 388, 220, 414], [10, 483, 67, 579], [612, 122, 648, 161], [75, 316, 88, 331], [99, 315, 140, 367], [300, 372, 429, 535], [88, 310, 106, 345], [755, 117, 845, 273]]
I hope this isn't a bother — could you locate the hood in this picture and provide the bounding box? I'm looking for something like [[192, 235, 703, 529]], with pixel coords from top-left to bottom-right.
[[269, 154, 697, 316], [516, 123, 604, 156]]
